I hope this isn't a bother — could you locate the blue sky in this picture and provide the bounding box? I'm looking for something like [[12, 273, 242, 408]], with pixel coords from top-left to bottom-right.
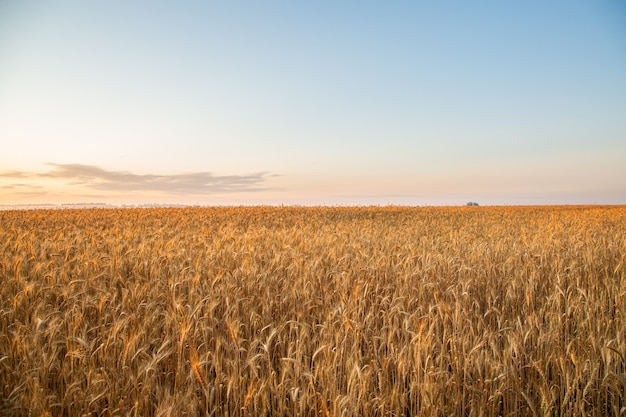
[[1, 1, 625, 206]]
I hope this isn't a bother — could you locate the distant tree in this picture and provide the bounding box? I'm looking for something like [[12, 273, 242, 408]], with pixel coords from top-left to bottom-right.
[[466, 202, 479, 206]]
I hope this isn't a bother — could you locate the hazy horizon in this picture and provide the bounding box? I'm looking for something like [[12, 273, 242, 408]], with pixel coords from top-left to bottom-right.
[[1, 1, 625, 206]]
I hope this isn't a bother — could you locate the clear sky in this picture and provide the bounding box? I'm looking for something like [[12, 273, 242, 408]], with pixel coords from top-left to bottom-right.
[[1, 1, 625, 206]]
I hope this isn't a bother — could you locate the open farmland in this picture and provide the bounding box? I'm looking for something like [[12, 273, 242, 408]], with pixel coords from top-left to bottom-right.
[[1, 206, 624, 416]]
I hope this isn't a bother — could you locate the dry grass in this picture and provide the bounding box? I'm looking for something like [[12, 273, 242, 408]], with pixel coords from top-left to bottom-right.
[[1, 205, 624, 416]]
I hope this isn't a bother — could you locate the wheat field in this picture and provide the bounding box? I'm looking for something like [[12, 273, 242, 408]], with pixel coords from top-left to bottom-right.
[[1, 206, 624, 416]]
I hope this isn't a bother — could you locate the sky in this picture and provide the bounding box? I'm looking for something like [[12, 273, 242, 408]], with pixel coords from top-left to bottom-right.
[[1, 1, 625, 206]]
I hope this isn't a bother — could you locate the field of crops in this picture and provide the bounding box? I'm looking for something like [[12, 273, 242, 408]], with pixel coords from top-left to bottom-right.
[[1, 206, 624, 416]]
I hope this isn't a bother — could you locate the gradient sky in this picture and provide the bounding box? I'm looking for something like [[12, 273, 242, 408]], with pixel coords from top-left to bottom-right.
[[1, 1, 625, 206]]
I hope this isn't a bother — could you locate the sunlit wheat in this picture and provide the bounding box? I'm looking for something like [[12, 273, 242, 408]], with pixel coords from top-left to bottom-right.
[[0, 206, 624, 416]]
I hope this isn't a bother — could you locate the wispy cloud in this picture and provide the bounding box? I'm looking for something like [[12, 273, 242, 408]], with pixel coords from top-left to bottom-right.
[[0, 164, 272, 194], [1, 183, 44, 190], [0, 171, 36, 179]]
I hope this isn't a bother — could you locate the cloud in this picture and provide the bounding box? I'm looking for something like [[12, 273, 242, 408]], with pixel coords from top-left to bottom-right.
[[0, 170, 36, 179], [0, 163, 271, 194], [1, 183, 44, 190]]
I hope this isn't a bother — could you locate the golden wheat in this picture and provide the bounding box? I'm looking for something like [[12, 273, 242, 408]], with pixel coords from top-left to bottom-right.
[[0, 206, 624, 416]]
